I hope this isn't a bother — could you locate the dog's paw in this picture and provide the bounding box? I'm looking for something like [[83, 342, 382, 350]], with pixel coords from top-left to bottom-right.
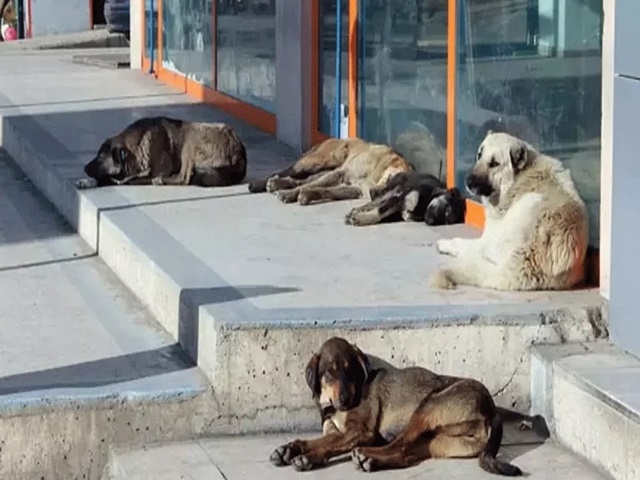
[[430, 268, 457, 290], [436, 238, 460, 256], [345, 208, 372, 226], [276, 190, 298, 204], [298, 189, 320, 206], [291, 455, 315, 472], [269, 443, 302, 467], [75, 178, 97, 190], [151, 177, 164, 186], [265, 176, 281, 193], [351, 448, 376, 472]]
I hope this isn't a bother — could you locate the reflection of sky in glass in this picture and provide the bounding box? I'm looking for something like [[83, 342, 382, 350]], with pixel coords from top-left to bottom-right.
[[161, 0, 214, 87], [215, 4, 276, 112]]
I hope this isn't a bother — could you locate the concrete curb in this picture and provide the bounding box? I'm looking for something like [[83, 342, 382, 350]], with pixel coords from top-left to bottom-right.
[[0, 30, 128, 52], [531, 343, 640, 480]]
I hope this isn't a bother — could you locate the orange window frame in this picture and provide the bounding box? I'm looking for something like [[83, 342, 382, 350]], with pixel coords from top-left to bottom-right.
[[141, 0, 276, 135]]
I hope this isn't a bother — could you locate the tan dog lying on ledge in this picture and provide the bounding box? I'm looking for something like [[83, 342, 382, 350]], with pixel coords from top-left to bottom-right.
[[252, 137, 413, 206], [270, 337, 545, 475]]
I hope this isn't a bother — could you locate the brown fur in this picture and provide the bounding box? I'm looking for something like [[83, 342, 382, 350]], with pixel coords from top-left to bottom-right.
[[78, 116, 247, 188], [247, 138, 361, 193], [270, 337, 531, 475], [261, 138, 414, 206]]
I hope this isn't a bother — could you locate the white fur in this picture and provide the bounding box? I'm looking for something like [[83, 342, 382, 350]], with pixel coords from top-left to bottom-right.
[[431, 132, 589, 291]]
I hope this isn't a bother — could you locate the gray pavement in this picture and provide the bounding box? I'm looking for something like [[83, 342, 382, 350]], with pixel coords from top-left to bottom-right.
[[0, 148, 212, 478], [110, 429, 612, 480]]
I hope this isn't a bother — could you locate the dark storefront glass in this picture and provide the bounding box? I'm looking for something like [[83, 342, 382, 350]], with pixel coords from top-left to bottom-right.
[[455, 0, 603, 246], [161, 0, 214, 86], [357, 0, 449, 181], [216, 0, 276, 112]]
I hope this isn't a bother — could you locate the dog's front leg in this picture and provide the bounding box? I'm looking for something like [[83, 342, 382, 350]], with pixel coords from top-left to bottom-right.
[[270, 430, 375, 472]]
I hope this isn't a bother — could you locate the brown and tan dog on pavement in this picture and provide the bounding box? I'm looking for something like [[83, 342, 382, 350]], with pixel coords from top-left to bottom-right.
[[270, 337, 545, 475], [249, 137, 413, 206], [76, 116, 247, 189]]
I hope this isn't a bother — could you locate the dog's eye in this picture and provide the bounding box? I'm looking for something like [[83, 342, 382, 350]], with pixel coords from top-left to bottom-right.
[[477, 147, 483, 160], [488, 158, 499, 168]]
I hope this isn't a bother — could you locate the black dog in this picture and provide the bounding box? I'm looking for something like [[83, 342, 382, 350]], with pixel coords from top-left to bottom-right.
[[344, 172, 466, 227]]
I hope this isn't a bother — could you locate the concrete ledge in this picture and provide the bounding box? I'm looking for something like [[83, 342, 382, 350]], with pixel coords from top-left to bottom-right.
[[0, 30, 128, 52], [531, 343, 640, 480]]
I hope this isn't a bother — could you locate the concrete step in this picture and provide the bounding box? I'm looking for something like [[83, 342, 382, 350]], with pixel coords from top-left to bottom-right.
[[0, 50, 608, 437], [103, 429, 611, 480], [0, 30, 128, 52], [531, 343, 640, 480], [0, 151, 216, 479]]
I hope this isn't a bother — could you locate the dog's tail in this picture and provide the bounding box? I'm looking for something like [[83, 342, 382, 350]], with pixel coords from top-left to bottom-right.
[[478, 413, 523, 477]]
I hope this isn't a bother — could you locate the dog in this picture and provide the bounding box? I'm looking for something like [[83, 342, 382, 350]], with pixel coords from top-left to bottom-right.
[[75, 116, 247, 189], [247, 137, 364, 194], [344, 171, 466, 227], [431, 131, 589, 291], [270, 337, 542, 475], [257, 138, 413, 206]]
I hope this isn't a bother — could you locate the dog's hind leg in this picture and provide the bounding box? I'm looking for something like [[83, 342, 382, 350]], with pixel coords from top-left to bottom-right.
[[298, 185, 362, 205], [266, 171, 328, 193], [276, 170, 344, 204]]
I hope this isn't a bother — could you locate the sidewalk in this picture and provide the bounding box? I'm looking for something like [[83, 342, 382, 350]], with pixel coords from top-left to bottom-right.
[[109, 430, 611, 480]]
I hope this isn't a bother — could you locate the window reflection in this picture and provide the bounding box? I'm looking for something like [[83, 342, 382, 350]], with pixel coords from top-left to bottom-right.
[[455, 0, 602, 246], [162, 0, 214, 86], [144, 0, 158, 60], [318, 0, 349, 136], [357, 0, 449, 182], [216, 0, 276, 112]]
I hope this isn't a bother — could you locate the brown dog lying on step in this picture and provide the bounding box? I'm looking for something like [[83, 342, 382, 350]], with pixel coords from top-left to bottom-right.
[[75, 116, 247, 189], [345, 171, 467, 227], [250, 138, 413, 206], [270, 337, 532, 475]]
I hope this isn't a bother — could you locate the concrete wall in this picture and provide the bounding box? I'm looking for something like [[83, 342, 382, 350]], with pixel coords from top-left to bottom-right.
[[608, 0, 640, 357], [130, 0, 142, 70], [31, 0, 90, 36], [274, 0, 313, 152]]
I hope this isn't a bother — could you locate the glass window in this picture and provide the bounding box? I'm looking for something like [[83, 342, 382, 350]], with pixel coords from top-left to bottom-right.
[[144, 0, 158, 60], [318, 0, 349, 137], [357, 0, 449, 182], [216, 0, 276, 113], [161, 0, 214, 86], [455, 0, 603, 246]]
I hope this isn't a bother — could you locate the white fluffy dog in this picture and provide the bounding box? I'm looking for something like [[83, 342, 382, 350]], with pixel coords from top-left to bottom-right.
[[431, 131, 589, 291]]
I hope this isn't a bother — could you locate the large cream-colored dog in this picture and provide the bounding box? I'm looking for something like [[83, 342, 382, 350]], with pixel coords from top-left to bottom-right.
[[431, 131, 589, 291]]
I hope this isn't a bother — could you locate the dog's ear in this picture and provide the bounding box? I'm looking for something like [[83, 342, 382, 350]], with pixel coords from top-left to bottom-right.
[[509, 143, 528, 171], [352, 344, 371, 383], [111, 146, 128, 165], [305, 353, 320, 397]]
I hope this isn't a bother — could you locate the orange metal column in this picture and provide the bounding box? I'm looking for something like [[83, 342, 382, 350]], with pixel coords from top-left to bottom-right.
[[348, 0, 358, 137]]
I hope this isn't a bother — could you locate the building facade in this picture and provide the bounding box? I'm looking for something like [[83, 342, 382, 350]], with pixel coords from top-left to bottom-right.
[[130, 1, 638, 355]]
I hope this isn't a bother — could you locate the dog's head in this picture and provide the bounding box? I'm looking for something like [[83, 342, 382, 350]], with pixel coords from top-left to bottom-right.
[[465, 131, 531, 201], [305, 337, 371, 412], [84, 138, 135, 185], [425, 187, 466, 225]]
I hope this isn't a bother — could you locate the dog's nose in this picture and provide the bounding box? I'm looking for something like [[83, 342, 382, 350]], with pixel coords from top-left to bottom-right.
[[338, 391, 350, 408]]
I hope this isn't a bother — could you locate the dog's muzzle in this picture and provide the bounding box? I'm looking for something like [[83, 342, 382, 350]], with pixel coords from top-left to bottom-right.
[[465, 173, 493, 198]]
